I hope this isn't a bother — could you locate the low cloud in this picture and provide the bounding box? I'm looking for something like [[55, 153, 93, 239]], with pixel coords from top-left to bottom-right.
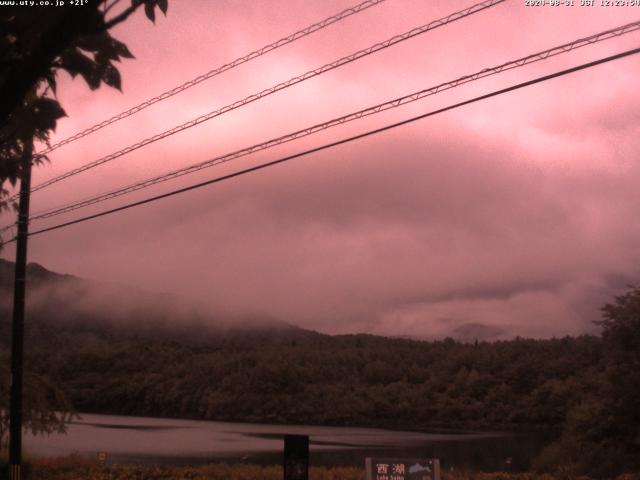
[[2, 1, 639, 339]]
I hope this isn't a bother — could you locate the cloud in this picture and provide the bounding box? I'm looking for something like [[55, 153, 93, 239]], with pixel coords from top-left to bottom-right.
[[2, 1, 639, 338], [20, 116, 637, 338]]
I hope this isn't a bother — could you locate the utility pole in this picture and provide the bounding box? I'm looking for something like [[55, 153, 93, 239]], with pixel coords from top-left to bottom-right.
[[9, 137, 33, 480]]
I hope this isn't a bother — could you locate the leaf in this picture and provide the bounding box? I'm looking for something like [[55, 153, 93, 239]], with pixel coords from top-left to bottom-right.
[[74, 32, 134, 61], [31, 98, 66, 132], [144, 1, 156, 23], [32, 153, 49, 166], [111, 37, 135, 59], [3, 96, 65, 141], [44, 70, 57, 95], [59, 48, 101, 90], [74, 32, 108, 53], [102, 64, 122, 91], [60, 44, 125, 93]]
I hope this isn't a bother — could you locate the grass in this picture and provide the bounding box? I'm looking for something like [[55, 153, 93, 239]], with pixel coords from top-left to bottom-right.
[[2, 455, 640, 479]]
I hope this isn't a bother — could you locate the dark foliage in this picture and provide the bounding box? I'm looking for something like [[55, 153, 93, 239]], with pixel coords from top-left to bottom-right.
[[534, 286, 640, 477], [0, 0, 168, 217]]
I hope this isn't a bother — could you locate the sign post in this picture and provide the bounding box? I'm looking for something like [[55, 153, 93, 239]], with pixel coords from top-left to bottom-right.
[[284, 434, 309, 480]]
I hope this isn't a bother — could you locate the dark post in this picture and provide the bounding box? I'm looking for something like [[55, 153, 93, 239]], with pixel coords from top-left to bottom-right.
[[283, 434, 309, 480], [9, 138, 33, 480]]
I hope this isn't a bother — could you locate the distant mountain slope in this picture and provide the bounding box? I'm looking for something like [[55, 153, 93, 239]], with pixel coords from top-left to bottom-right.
[[0, 258, 325, 348], [0, 258, 77, 287]]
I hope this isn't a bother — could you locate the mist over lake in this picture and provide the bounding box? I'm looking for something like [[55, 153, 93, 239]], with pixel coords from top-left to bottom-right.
[[25, 413, 547, 472]]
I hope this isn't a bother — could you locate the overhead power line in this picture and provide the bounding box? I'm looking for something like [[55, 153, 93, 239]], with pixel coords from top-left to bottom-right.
[[27, 20, 640, 223], [25, 0, 505, 196], [37, 0, 387, 156], [17, 46, 640, 241]]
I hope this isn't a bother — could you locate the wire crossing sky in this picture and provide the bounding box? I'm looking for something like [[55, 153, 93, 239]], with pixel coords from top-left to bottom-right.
[[25, 19, 640, 223], [2, 1, 639, 339], [24, 0, 505, 197], [36, 0, 387, 157], [20, 47, 640, 240]]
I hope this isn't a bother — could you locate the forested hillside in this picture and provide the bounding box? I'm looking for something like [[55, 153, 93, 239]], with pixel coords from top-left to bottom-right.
[[28, 332, 601, 432]]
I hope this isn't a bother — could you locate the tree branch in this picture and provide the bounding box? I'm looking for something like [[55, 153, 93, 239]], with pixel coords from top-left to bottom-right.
[[104, 0, 144, 30], [103, 0, 122, 16]]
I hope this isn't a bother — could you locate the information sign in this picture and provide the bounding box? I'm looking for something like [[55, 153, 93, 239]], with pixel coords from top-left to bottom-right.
[[365, 458, 440, 480]]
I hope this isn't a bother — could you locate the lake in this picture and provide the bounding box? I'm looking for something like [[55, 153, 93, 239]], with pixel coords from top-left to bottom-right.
[[24, 413, 549, 472]]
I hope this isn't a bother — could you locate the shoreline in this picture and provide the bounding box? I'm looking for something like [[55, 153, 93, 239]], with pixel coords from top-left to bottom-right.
[[2, 456, 640, 480], [68, 409, 554, 436]]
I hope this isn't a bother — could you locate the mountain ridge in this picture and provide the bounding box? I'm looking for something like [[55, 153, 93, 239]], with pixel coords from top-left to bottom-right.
[[0, 258, 326, 348], [0, 258, 516, 343]]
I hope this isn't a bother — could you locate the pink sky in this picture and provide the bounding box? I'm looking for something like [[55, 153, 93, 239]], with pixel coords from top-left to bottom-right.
[[2, 0, 640, 338]]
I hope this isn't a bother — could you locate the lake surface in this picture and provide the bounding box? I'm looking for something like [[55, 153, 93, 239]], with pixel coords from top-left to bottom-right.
[[24, 413, 548, 472]]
